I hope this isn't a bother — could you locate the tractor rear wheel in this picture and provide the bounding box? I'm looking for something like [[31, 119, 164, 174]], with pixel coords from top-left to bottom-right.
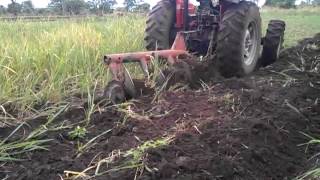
[[260, 20, 286, 67], [216, 2, 262, 77], [144, 0, 176, 50]]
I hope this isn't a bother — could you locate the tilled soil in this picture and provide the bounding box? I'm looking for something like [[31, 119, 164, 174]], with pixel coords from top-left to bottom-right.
[[0, 34, 319, 180]]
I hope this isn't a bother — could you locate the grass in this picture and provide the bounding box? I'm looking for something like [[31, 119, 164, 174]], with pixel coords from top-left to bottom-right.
[[64, 137, 173, 179], [0, 7, 319, 178], [0, 16, 145, 117], [0, 104, 71, 161], [0, 7, 320, 121], [261, 6, 320, 47], [296, 133, 320, 180]]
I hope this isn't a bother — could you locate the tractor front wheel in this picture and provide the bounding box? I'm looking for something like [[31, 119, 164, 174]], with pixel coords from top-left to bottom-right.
[[260, 20, 286, 67], [216, 2, 262, 77]]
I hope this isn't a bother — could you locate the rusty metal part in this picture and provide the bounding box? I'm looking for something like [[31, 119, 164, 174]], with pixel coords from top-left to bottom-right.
[[103, 32, 190, 91], [104, 32, 189, 68], [103, 33, 192, 103]]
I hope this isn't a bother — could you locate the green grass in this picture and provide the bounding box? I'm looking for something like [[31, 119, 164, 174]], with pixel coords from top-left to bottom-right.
[[0, 16, 145, 115], [0, 8, 320, 117], [261, 7, 320, 47], [296, 133, 320, 180]]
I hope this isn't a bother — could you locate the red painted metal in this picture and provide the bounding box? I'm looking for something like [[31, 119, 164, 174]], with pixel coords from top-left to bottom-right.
[[104, 33, 190, 82], [175, 0, 196, 29]]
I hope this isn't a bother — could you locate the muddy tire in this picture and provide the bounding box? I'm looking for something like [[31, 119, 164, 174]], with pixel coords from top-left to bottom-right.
[[216, 2, 262, 77], [144, 0, 176, 50], [260, 20, 286, 67]]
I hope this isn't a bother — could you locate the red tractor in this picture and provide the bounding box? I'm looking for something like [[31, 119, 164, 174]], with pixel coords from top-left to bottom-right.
[[103, 0, 285, 104]]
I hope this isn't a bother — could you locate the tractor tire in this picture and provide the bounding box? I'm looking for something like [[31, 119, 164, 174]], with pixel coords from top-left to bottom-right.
[[144, 0, 176, 50], [260, 20, 286, 67], [216, 2, 262, 77]]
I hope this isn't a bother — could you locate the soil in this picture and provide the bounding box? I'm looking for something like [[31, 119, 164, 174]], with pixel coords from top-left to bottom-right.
[[0, 34, 319, 180]]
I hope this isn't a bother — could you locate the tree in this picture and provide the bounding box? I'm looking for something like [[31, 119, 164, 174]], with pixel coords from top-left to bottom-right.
[[87, 0, 117, 14], [21, 0, 34, 14], [64, 0, 87, 15], [0, 5, 7, 15], [48, 0, 64, 14], [7, 0, 22, 15], [100, 0, 117, 13], [312, 0, 320, 5], [49, 0, 88, 15], [266, 0, 296, 8], [124, 0, 136, 11], [133, 2, 150, 12]]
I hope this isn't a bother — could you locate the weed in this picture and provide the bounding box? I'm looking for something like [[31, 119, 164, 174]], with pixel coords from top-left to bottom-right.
[[296, 133, 320, 180], [0, 123, 51, 162], [68, 126, 88, 140]]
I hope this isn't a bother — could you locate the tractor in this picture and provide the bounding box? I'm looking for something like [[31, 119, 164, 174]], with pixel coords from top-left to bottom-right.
[[103, 0, 286, 104]]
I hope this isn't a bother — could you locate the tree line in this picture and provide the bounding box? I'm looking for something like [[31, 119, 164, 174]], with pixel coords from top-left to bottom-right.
[[0, 0, 151, 16], [266, 0, 320, 8], [0, 0, 319, 16]]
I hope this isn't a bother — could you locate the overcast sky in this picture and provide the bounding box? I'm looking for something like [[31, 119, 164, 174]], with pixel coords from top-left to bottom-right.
[[0, 0, 159, 8]]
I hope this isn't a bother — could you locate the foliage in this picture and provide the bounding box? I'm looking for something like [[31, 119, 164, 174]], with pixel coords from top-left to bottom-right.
[[0, 5, 6, 15], [64, 0, 88, 15], [49, 0, 88, 15], [68, 126, 87, 140], [266, 0, 296, 8], [0, 8, 319, 117], [312, 0, 320, 5], [295, 134, 320, 179], [48, 0, 63, 13], [7, 0, 22, 15], [21, 0, 34, 14], [0, 0, 150, 16], [0, 123, 51, 162], [0, 16, 145, 113], [133, 2, 150, 12], [87, 0, 117, 14], [124, 0, 136, 11]]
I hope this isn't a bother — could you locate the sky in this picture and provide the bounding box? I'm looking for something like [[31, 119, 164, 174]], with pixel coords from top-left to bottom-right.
[[0, 0, 159, 8]]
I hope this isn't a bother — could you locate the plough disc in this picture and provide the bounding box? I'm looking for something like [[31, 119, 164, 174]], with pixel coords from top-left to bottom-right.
[[103, 80, 126, 104]]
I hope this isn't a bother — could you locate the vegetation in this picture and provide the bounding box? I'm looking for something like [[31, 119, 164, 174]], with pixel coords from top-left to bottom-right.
[[0, 5, 319, 177], [0, 7, 319, 119], [0, 16, 145, 116], [266, 0, 320, 8], [296, 134, 320, 179], [0, 0, 150, 16], [261, 6, 320, 46]]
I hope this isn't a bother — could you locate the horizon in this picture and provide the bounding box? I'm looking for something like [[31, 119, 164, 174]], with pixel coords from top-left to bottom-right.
[[0, 0, 158, 8]]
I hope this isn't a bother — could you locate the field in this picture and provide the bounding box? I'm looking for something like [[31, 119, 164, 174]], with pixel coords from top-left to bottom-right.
[[0, 7, 320, 180]]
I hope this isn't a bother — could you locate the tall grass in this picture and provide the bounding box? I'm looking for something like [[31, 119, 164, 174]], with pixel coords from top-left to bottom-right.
[[0, 16, 145, 114]]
